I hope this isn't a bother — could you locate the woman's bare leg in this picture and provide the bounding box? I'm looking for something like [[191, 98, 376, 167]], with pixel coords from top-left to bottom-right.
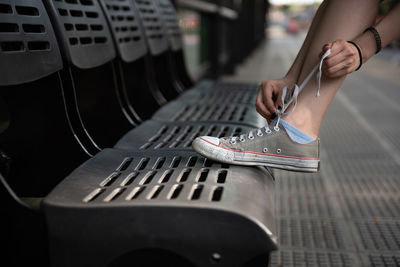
[[285, 0, 328, 82], [284, 0, 379, 139]]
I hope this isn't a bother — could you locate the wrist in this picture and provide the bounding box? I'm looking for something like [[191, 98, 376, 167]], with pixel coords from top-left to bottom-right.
[[364, 27, 382, 54], [353, 31, 377, 64], [347, 41, 362, 71]]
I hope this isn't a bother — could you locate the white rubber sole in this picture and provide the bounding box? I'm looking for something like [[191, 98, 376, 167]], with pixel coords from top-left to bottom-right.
[[192, 138, 320, 173]]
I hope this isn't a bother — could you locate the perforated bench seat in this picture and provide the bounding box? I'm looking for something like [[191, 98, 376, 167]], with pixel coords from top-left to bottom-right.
[[152, 80, 264, 128], [114, 120, 254, 150], [152, 101, 265, 128], [42, 148, 277, 267], [176, 80, 258, 105]]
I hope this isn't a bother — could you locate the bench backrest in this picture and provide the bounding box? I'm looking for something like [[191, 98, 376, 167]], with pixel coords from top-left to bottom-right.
[[44, 0, 135, 149], [0, 0, 90, 196]]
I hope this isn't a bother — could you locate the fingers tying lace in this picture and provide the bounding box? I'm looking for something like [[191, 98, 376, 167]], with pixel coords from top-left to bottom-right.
[[229, 49, 331, 144]]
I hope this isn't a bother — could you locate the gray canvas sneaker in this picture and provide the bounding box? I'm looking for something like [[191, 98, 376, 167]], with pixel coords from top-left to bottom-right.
[[192, 121, 320, 172], [192, 49, 332, 173]]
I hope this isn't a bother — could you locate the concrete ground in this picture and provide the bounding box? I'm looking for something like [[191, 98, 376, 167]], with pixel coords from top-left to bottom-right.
[[222, 29, 400, 267]]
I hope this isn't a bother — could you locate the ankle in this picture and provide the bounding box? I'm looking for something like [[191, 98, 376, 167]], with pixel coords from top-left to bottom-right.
[[282, 114, 318, 139]]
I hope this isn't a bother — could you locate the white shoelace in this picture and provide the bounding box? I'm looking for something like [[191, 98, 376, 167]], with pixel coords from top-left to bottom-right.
[[230, 49, 331, 144]]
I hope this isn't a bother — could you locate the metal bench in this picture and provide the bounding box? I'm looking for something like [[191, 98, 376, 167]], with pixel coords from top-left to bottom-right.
[[1, 0, 277, 266]]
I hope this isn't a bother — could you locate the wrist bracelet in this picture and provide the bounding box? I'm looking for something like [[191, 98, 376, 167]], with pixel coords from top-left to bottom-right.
[[364, 26, 382, 54], [347, 41, 362, 71]]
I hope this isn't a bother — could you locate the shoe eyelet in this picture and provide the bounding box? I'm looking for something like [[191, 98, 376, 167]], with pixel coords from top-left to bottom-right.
[[248, 135, 254, 140], [276, 148, 281, 154], [257, 132, 263, 137], [263, 148, 268, 153], [266, 129, 272, 134], [274, 126, 280, 132], [230, 140, 236, 144], [240, 138, 245, 142]]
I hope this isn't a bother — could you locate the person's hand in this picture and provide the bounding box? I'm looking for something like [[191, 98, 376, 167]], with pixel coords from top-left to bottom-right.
[[320, 40, 360, 78], [256, 77, 294, 120]]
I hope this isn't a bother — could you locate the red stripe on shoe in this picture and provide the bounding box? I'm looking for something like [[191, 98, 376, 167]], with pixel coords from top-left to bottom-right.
[[199, 137, 319, 161]]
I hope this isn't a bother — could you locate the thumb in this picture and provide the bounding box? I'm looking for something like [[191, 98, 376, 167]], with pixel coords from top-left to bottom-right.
[[322, 43, 332, 51], [320, 43, 332, 58]]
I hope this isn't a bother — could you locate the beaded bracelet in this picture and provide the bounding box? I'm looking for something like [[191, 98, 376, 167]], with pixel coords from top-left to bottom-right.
[[364, 27, 382, 54], [347, 41, 362, 71]]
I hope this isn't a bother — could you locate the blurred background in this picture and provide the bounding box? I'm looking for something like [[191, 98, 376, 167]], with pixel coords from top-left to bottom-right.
[[173, 0, 400, 81]]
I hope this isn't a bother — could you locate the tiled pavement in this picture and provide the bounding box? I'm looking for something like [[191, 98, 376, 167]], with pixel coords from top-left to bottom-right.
[[222, 33, 400, 267]]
